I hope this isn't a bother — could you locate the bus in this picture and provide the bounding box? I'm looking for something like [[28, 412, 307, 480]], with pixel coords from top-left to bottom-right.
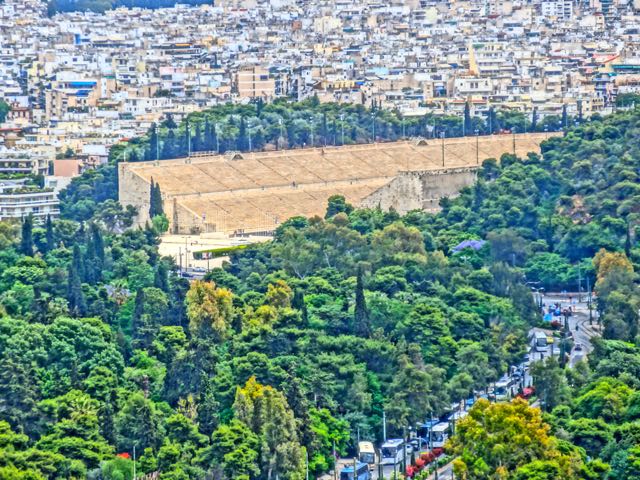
[[340, 462, 371, 480], [380, 438, 405, 465], [431, 423, 450, 448], [416, 419, 438, 451], [533, 331, 549, 352], [357, 441, 377, 470]]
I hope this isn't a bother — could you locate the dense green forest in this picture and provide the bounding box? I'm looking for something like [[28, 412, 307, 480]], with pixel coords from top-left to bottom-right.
[[47, 0, 209, 15], [4, 103, 640, 479]]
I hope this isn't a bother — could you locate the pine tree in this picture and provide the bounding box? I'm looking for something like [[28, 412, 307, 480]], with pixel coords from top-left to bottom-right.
[[164, 113, 177, 129], [44, 214, 55, 253], [354, 264, 370, 336], [20, 215, 34, 256]]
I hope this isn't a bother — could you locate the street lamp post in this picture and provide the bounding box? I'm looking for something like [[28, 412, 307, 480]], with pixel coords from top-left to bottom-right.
[[309, 117, 315, 147], [475, 129, 479, 165], [371, 112, 376, 143], [402, 425, 407, 474]]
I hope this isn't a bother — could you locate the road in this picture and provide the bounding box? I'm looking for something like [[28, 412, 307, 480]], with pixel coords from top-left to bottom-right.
[[327, 292, 602, 480], [537, 293, 601, 368]]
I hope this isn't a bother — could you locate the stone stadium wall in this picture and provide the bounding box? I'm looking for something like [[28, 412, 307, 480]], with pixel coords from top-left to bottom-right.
[[118, 133, 557, 235], [359, 167, 479, 214]]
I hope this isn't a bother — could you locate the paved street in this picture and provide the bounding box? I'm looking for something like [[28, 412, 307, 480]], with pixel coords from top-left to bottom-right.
[[326, 292, 603, 480], [537, 293, 601, 368]]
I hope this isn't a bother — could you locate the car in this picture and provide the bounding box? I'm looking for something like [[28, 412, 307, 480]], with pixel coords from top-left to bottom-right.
[[409, 437, 428, 450], [574, 343, 583, 351]]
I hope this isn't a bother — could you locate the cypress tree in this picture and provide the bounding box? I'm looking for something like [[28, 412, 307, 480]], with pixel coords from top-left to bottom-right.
[[562, 104, 568, 130], [148, 123, 159, 160], [203, 119, 213, 151], [292, 288, 308, 325], [322, 112, 328, 145], [161, 129, 176, 159], [84, 235, 97, 284], [154, 262, 170, 292], [577, 99, 583, 123], [354, 264, 370, 336], [488, 107, 499, 134], [149, 178, 164, 218], [237, 116, 248, 151], [464, 101, 472, 136], [193, 122, 202, 152], [531, 107, 539, 131], [67, 246, 86, 316], [20, 215, 34, 256], [131, 288, 145, 337], [44, 214, 54, 253], [149, 178, 156, 218], [91, 223, 105, 265], [182, 118, 190, 156]]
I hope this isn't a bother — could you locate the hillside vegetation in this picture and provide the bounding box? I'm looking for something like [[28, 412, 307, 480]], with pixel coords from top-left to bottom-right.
[[2, 105, 640, 478]]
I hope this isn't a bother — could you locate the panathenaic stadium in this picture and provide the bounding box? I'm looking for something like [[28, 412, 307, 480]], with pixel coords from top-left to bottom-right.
[[119, 133, 555, 235]]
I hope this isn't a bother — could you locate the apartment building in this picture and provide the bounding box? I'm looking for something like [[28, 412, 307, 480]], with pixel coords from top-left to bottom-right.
[[234, 66, 277, 99]]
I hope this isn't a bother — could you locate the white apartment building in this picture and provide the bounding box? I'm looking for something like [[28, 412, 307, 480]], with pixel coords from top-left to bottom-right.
[[541, 0, 573, 19], [0, 149, 50, 176], [0, 181, 60, 221]]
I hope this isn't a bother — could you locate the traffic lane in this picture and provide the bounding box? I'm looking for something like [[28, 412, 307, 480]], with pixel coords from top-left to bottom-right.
[[371, 452, 414, 480], [427, 460, 454, 479]]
